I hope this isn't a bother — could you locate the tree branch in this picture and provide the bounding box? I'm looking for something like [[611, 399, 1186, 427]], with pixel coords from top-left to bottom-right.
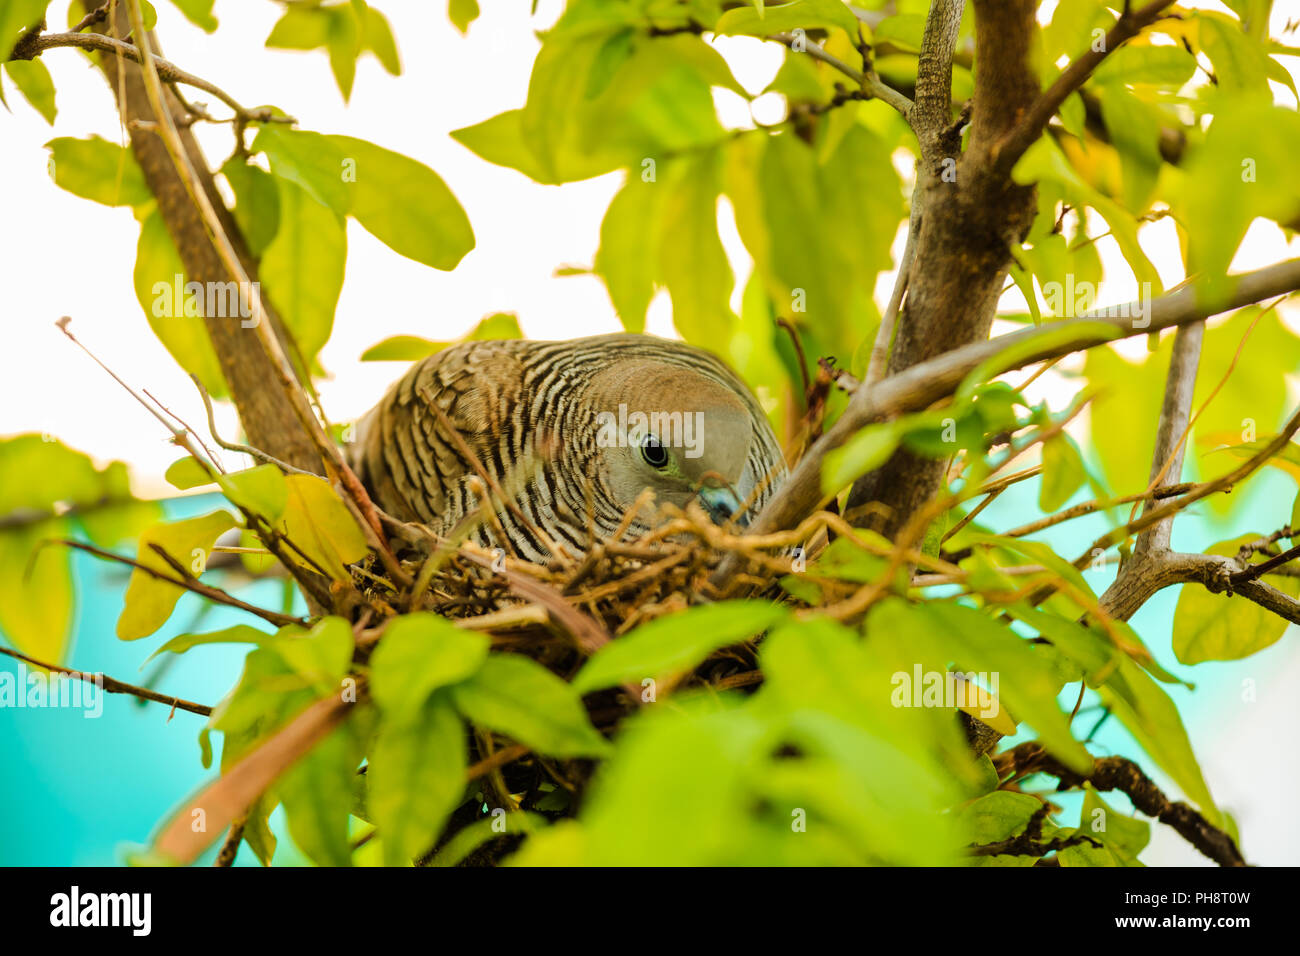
[[769, 32, 912, 115], [76, 1, 321, 474], [738, 258, 1300, 555], [10, 30, 294, 123], [995, 0, 1180, 171], [1003, 745, 1247, 867], [0, 644, 212, 717], [1134, 321, 1204, 557]]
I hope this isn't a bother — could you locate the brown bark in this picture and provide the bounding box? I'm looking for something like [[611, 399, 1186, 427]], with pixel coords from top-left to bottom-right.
[[846, 0, 1040, 537], [85, 2, 321, 473]]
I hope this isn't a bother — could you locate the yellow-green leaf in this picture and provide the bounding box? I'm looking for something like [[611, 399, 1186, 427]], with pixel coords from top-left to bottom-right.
[[273, 475, 368, 582], [116, 510, 237, 640]]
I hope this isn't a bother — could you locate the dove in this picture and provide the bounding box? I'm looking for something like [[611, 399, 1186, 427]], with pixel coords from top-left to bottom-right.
[[350, 333, 786, 562]]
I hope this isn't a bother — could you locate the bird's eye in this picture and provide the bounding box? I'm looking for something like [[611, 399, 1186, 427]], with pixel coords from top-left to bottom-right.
[[639, 435, 669, 469]]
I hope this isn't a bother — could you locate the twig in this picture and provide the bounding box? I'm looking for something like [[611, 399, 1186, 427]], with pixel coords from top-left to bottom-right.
[[995, 0, 1179, 170], [769, 32, 912, 116], [191, 374, 315, 476], [9, 30, 296, 124], [55, 538, 307, 629], [214, 817, 246, 867], [0, 644, 211, 717], [1001, 744, 1246, 867]]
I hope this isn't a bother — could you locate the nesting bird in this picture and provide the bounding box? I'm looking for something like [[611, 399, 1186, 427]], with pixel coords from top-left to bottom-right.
[[350, 333, 787, 562]]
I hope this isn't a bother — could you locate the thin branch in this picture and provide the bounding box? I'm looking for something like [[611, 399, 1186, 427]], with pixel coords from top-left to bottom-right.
[[1003, 744, 1246, 867], [1134, 320, 1204, 557], [9, 30, 295, 124], [190, 374, 315, 476], [1235, 541, 1300, 582], [0, 644, 212, 717], [1085, 403, 1300, 574], [733, 257, 1300, 555], [770, 32, 912, 115], [995, 0, 1179, 170], [56, 538, 307, 629]]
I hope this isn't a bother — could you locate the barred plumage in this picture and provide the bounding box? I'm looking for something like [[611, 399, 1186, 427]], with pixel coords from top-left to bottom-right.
[[350, 333, 787, 562]]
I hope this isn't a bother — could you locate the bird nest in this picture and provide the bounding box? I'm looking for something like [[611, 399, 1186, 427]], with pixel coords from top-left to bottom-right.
[[365, 499, 812, 692]]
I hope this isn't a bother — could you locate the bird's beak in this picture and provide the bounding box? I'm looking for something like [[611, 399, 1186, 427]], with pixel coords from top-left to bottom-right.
[[698, 485, 749, 527]]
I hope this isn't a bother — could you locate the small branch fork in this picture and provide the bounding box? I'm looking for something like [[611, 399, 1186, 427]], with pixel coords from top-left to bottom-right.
[[998, 743, 1247, 867]]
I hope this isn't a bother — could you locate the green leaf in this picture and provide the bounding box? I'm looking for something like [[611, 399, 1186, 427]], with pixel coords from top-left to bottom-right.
[[146, 624, 275, 663], [1172, 535, 1300, 664], [221, 159, 281, 258], [1039, 433, 1086, 512], [326, 3, 361, 101], [1197, 11, 1274, 102], [265, 6, 330, 50], [370, 613, 489, 724], [1090, 43, 1196, 87], [1173, 102, 1300, 306], [573, 601, 788, 694], [164, 456, 215, 491], [1013, 137, 1161, 293], [715, 0, 860, 37], [0, 434, 110, 513], [277, 717, 365, 866], [360, 313, 522, 361], [259, 181, 346, 366], [456, 29, 727, 186], [876, 599, 1094, 773], [369, 692, 467, 865], [730, 127, 898, 359], [4, 59, 56, 123], [361, 6, 400, 73], [116, 510, 237, 640], [821, 422, 901, 494], [217, 464, 289, 523], [358, 334, 444, 362], [1098, 655, 1220, 824], [1072, 784, 1150, 864], [326, 134, 474, 270], [169, 0, 217, 32], [450, 110, 551, 184], [1096, 83, 1163, 212], [270, 616, 354, 694], [657, 154, 733, 351], [448, 0, 479, 34], [451, 655, 610, 758], [46, 136, 151, 209], [0, 520, 73, 663], [759, 616, 979, 792], [133, 210, 229, 399], [957, 791, 1043, 845], [595, 174, 666, 332], [252, 126, 351, 214], [273, 475, 368, 583]]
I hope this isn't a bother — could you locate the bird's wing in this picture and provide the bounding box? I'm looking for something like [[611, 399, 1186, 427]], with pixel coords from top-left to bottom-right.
[[351, 341, 530, 528]]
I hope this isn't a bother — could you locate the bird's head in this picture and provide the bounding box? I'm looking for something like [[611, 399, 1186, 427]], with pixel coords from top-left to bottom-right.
[[589, 361, 758, 526]]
